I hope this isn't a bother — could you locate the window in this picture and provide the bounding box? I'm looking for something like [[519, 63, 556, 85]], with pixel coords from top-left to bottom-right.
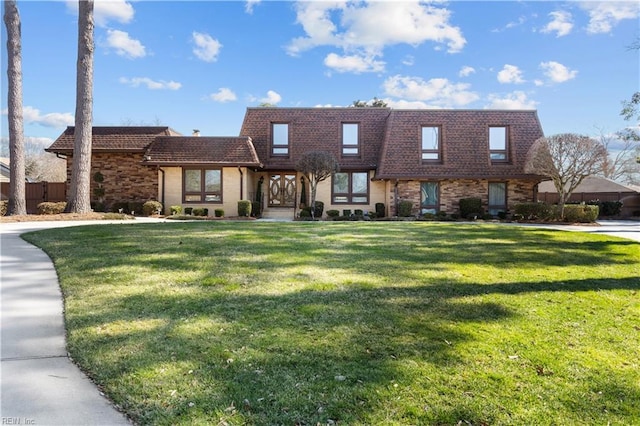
[[342, 123, 359, 156], [183, 168, 222, 203], [332, 171, 369, 204], [272, 123, 289, 156], [489, 127, 508, 161], [421, 126, 441, 161], [420, 182, 439, 214], [488, 182, 507, 215]]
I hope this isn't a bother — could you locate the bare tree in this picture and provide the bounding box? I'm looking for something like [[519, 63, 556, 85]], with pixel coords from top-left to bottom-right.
[[4, 0, 26, 215], [295, 151, 339, 219], [66, 0, 94, 213], [525, 133, 607, 218], [598, 128, 640, 185]]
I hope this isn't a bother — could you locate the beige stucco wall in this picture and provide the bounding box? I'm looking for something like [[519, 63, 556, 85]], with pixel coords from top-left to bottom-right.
[[159, 166, 253, 216]]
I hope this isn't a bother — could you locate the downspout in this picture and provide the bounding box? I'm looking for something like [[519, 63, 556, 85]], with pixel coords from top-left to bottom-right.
[[238, 167, 244, 200], [159, 167, 166, 209], [394, 179, 399, 217]]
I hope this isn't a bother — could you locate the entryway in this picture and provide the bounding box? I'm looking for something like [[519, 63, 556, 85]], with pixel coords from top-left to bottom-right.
[[268, 173, 296, 207]]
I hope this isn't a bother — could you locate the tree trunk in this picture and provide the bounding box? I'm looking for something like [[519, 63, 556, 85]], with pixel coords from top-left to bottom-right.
[[4, 0, 26, 215], [66, 0, 94, 213]]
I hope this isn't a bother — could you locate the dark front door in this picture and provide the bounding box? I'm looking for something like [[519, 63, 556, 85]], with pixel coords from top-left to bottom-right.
[[268, 173, 296, 207]]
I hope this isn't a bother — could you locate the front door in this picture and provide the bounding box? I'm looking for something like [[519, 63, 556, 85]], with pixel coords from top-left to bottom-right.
[[268, 173, 296, 207]]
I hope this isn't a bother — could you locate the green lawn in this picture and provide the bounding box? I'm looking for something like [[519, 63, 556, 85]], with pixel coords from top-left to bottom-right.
[[23, 222, 640, 425]]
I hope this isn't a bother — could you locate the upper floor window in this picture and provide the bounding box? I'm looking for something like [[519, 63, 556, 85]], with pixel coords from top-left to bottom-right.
[[183, 168, 222, 203], [272, 123, 289, 156], [342, 123, 360, 156], [332, 171, 369, 204], [489, 126, 508, 162], [421, 126, 441, 162]]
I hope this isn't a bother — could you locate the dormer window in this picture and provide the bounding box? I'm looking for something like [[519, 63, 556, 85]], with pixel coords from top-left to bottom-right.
[[342, 123, 359, 156], [421, 126, 441, 162], [489, 126, 508, 162], [272, 123, 289, 156]]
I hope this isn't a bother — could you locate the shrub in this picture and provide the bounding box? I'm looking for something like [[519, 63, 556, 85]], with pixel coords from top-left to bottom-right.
[[497, 211, 508, 220], [299, 207, 312, 218], [354, 209, 364, 216], [192, 208, 206, 217], [599, 201, 623, 217], [326, 210, 340, 218], [251, 201, 261, 217], [375, 202, 385, 218], [459, 198, 482, 219], [128, 202, 144, 215], [398, 200, 413, 217], [91, 202, 106, 212], [422, 213, 436, 220], [343, 209, 352, 217], [185, 207, 194, 215], [0, 200, 7, 216], [170, 205, 182, 215], [214, 209, 224, 218], [143, 200, 163, 216], [368, 211, 377, 219], [111, 201, 129, 213], [238, 200, 252, 217], [312, 201, 324, 218], [513, 202, 553, 221], [633, 210, 640, 217], [38, 201, 66, 215], [563, 204, 599, 223], [482, 213, 494, 220]]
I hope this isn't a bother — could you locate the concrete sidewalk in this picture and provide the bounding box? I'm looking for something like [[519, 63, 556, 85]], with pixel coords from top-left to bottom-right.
[[1, 221, 133, 425]]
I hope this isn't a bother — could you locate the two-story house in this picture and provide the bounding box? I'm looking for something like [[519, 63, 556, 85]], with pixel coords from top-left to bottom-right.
[[46, 107, 545, 218]]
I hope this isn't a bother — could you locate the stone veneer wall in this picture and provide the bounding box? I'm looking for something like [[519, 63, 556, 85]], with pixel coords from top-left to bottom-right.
[[66, 152, 158, 210], [392, 179, 537, 216]]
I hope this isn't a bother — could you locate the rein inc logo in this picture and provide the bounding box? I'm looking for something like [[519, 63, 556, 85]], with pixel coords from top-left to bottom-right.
[[1, 419, 35, 425]]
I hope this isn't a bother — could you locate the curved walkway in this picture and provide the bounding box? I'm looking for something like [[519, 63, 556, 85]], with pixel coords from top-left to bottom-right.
[[1, 218, 637, 424]]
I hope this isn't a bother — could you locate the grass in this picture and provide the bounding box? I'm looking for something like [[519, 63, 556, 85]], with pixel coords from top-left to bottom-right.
[[22, 221, 640, 425]]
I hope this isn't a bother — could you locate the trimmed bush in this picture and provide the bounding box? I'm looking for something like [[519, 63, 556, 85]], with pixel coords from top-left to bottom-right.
[[214, 209, 224, 218], [312, 201, 324, 218], [326, 210, 340, 218], [251, 201, 261, 217], [599, 201, 623, 217], [170, 205, 182, 215], [354, 209, 364, 216], [238, 200, 252, 217], [192, 208, 206, 217], [563, 204, 599, 223], [0, 200, 8, 216], [398, 200, 413, 217], [111, 202, 129, 213], [184, 207, 193, 215], [91, 202, 106, 212], [143, 200, 163, 216], [299, 207, 312, 218], [514, 202, 554, 221], [128, 202, 144, 215], [459, 198, 482, 219], [343, 209, 352, 217], [38, 201, 66, 215], [375, 202, 385, 218]]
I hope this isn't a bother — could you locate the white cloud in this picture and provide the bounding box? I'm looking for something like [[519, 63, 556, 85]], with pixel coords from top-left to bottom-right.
[[286, 0, 466, 73], [119, 77, 181, 90], [260, 90, 282, 105], [106, 29, 146, 59], [541, 10, 573, 37], [539, 61, 577, 83], [13, 106, 75, 128], [486, 91, 538, 110], [382, 75, 479, 107], [324, 52, 385, 74], [580, 1, 640, 34], [209, 88, 237, 103], [66, 0, 134, 28], [192, 32, 222, 62], [497, 64, 525, 84], [245, 0, 261, 14], [459, 66, 475, 78]]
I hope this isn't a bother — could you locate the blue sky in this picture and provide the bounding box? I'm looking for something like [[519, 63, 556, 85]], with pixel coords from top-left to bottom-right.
[[1, 0, 639, 151]]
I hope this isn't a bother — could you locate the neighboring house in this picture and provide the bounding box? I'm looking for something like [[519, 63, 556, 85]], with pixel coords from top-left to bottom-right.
[[538, 176, 640, 217], [0, 158, 10, 184], [46, 107, 545, 217]]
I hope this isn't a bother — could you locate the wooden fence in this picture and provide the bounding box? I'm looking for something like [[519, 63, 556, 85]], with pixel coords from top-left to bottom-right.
[[537, 191, 640, 217], [1, 182, 67, 214]]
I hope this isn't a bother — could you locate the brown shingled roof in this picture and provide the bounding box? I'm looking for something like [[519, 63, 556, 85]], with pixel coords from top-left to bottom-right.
[[46, 126, 181, 154], [143, 136, 262, 167], [375, 109, 545, 180]]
